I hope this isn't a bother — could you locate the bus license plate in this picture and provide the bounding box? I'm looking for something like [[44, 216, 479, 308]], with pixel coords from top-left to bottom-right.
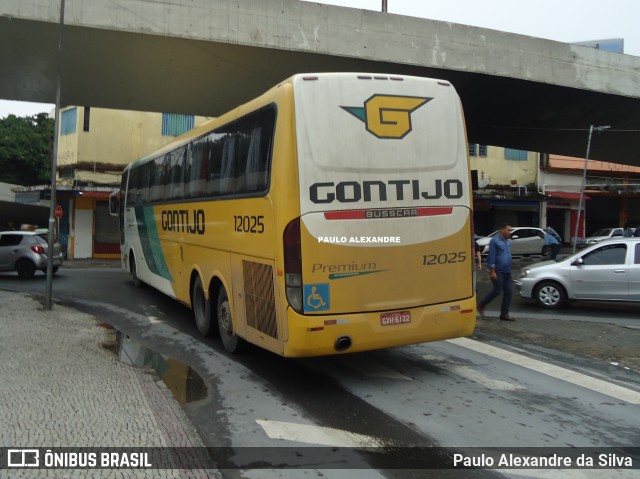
[[380, 311, 411, 326]]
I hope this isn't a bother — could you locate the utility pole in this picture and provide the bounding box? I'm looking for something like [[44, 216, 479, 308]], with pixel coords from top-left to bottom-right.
[[572, 124, 611, 254], [45, 0, 65, 310], [382, 0, 387, 12]]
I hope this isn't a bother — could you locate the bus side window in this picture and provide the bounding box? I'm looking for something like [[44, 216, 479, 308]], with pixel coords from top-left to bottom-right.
[[245, 126, 264, 192], [202, 106, 275, 198], [236, 108, 275, 195], [141, 162, 152, 204], [186, 141, 207, 198], [219, 135, 236, 195], [127, 168, 139, 207], [206, 133, 225, 197], [235, 128, 251, 193], [248, 122, 273, 192], [245, 108, 275, 193], [165, 147, 186, 201], [149, 156, 167, 202]]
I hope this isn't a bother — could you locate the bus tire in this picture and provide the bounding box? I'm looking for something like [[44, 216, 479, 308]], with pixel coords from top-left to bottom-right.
[[217, 286, 245, 353], [192, 276, 213, 336], [130, 254, 141, 287]]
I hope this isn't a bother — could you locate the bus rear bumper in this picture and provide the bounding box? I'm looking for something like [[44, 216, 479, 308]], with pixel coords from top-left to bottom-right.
[[282, 297, 476, 357]]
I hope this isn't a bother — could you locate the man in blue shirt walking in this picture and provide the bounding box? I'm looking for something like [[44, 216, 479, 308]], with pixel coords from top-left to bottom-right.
[[478, 224, 515, 321], [540, 230, 561, 260]]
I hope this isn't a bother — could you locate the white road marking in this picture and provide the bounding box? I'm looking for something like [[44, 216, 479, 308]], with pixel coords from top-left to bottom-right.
[[142, 305, 162, 325], [504, 469, 589, 479], [341, 356, 412, 381], [449, 365, 526, 391], [146, 314, 162, 325], [421, 354, 524, 390], [505, 469, 638, 479], [447, 338, 640, 404], [256, 419, 384, 447]]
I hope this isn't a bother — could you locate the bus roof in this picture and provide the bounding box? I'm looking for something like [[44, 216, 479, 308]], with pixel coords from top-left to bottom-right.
[[126, 72, 453, 171]]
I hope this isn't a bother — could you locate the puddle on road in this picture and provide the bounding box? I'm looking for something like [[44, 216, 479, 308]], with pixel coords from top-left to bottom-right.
[[101, 324, 207, 405]]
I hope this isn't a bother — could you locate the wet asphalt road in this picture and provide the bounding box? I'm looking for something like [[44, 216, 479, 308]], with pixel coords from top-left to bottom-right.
[[1, 265, 639, 478]]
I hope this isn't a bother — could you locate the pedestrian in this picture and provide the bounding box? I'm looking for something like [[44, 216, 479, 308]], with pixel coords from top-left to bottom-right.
[[623, 223, 634, 237], [474, 239, 483, 271], [539, 231, 560, 260], [473, 238, 483, 293], [477, 224, 515, 321]]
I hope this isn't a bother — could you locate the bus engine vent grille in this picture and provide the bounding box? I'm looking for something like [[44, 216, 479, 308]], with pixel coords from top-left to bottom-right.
[[242, 260, 278, 339]]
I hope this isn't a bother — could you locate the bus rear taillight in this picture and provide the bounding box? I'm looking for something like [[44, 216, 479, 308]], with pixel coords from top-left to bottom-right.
[[283, 218, 303, 313]]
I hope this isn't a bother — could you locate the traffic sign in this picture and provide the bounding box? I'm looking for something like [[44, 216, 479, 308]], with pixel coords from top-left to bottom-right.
[[55, 205, 63, 219]]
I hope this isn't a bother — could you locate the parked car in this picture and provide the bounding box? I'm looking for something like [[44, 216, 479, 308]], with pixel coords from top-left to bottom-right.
[[515, 237, 640, 308], [476, 227, 547, 256], [574, 227, 625, 249], [0, 231, 63, 279]]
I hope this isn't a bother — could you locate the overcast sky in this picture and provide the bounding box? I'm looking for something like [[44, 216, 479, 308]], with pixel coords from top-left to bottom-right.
[[1, 0, 637, 118]]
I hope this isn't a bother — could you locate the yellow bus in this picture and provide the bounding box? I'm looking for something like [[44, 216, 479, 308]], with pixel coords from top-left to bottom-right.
[[114, 73, 476, 357]]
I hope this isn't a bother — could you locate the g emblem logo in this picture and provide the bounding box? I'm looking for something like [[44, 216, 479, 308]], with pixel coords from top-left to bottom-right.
[[342, 95, 431, 139]]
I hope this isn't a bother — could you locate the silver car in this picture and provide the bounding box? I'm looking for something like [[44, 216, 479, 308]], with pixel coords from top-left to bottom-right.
[[0, 231, 63, 279], [515, 237, 640, 308], [574, 227, 625, 249]]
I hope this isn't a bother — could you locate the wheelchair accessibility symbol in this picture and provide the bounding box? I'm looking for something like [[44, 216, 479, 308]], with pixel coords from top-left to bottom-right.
[[304, 283, 330, 312]]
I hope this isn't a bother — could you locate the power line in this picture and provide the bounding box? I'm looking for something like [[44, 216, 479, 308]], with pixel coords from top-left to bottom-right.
[[474, 125, 640, 133]]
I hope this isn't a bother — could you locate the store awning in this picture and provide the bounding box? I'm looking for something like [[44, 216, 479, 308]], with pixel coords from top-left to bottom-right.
[[80, 191, 112, 199], [546, 191, 590, 201], [0, 201, 49, 228]]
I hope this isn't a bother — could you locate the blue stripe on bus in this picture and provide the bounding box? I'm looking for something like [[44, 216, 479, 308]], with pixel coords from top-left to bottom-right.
[[135, 206, 174, 282]]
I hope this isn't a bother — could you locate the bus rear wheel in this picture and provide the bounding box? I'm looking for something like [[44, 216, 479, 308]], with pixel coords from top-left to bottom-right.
[[192, 276, 213, 336], [130, 255, 141, 287], [217, 286, 245, 353]]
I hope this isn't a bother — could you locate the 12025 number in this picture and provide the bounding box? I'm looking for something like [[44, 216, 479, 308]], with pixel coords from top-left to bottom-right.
[[234, 215, 265, 233], [422, 252, 467, 266]]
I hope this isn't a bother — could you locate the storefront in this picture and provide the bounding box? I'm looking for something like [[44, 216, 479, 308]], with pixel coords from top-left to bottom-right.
[[15, 186, 119, 259], [473, 196, 543, 236], [544, 191, 588, 244]]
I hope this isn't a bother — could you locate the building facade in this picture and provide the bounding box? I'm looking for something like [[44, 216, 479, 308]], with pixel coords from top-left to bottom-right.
[[52, 107, 212, 259], [469, 144, 543, 236], [539, 154, 640, 243]]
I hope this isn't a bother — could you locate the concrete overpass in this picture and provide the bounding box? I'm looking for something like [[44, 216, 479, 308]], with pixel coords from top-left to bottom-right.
[[1, 0, 639, 165]]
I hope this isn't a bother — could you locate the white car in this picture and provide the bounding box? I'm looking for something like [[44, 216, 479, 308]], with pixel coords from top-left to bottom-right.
[[477, 227, 547, 256], [574, 227, 625, 249], [515, 237, 640, 308]]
